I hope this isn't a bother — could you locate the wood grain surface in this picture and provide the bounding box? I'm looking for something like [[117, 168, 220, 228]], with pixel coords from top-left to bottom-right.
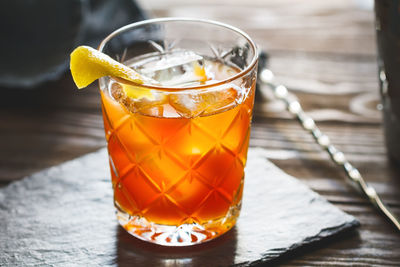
[[1, 0, 399, 266]]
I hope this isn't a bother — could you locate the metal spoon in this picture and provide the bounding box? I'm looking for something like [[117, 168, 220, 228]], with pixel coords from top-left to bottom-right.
[[257, 52, 400, 232]]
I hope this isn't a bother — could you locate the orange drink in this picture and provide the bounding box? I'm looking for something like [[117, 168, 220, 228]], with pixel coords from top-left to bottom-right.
[[98, 18, 258, 246]]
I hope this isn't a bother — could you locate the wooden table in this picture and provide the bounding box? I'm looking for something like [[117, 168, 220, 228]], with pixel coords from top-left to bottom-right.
[[1, 0, 399, 265]]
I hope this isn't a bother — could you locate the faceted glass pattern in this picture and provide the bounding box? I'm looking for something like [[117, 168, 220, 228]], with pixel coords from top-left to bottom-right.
[[100, 80, 255, 245], [97, 18, 258, 246]]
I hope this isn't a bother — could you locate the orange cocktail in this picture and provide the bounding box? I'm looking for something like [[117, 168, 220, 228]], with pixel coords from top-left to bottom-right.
[[98, 18, 258, 246]]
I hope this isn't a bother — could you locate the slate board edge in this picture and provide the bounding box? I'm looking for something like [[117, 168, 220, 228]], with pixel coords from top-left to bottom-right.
[[0, 147, 361, 266], [248, 147, 360, 227], [240, 220, 360, 267], [235, 148, 360, 266]]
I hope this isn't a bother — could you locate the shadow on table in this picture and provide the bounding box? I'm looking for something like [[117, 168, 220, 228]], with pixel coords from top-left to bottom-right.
[[115, 225, 238, 267]]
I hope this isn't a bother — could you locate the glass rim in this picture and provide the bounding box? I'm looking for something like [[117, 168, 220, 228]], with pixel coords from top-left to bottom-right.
[[98, 17, 258, 91]]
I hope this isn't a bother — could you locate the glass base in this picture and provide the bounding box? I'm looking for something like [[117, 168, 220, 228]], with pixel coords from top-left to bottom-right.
[[115, 203, 241, 246]]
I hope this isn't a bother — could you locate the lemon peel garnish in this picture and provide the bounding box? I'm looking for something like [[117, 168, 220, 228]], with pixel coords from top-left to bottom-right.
[[194, 63, 207, 82], [122, 84, 155, 100], [70, 46, 145, 89]]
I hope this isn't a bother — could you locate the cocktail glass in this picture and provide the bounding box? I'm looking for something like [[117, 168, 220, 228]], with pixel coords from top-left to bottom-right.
[[98, 18, 258, 246]]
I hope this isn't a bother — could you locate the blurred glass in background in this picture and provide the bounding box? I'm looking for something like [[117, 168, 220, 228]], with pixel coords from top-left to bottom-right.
[[375, 0, 400, 163]]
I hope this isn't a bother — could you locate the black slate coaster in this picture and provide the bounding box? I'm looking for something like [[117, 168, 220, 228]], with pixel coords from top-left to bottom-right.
[[0, 148, 359, 266]]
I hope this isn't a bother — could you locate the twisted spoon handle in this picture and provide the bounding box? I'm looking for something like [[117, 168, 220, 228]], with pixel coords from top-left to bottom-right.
[[259, 68, 400, 232]]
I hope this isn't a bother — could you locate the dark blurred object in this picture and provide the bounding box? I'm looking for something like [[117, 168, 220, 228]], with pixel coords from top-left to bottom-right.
[[0, 0, 147, 88], [255, 50, 268, 102], [375, 0, 400, 163]]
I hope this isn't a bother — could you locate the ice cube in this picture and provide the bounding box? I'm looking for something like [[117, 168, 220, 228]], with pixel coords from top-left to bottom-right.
[[109, 81, 168, 115], [168, 84, 241, 118], [110, 82, 136, 113], [133, 50, 209, 87], [169, 93, 203, 118]]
